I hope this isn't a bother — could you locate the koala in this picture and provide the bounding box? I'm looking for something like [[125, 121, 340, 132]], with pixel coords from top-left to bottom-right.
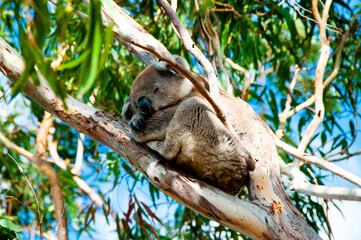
[[122, 55, 255, 196]]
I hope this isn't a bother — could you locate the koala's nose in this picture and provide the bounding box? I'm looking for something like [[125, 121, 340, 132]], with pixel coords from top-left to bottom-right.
[[138, 97, 154, 116]]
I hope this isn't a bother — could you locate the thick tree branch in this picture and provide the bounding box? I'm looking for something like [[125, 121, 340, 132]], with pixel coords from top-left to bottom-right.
[[0, 36, 320, 239], [297, 43, 329, 153], [99, 1, 168, 66]]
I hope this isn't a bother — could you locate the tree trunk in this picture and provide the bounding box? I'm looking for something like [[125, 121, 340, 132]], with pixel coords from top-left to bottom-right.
[[0, 4, 321, 238]]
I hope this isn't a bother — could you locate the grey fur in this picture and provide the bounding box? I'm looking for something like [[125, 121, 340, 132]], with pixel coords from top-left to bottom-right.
[[122, 55, 255, 196]]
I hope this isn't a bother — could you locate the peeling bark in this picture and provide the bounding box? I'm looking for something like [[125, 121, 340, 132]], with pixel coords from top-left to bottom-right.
[[0, 36, 320, 239]]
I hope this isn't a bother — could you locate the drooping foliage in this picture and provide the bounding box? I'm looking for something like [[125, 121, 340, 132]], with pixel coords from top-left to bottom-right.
[[0, 0, 360, 239]]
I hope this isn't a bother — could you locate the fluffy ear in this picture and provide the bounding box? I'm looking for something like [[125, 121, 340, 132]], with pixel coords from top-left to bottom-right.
[[154, 55, 190, 75], [174, 55, 190, 71], [122, 97, 134, 122]]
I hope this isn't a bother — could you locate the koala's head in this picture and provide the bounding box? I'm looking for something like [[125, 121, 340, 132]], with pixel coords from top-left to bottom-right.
[[122, 55, 193, 121]]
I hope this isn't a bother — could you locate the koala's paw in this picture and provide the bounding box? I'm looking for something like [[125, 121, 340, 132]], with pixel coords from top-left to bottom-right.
[[129, 113, 146, 132], [146, 140, 162, 151]]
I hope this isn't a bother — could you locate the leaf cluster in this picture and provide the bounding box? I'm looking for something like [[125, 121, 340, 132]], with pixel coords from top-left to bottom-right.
[[0, 0, 360, 239]]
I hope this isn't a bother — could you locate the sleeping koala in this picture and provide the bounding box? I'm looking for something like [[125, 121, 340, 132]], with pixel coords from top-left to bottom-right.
[[122, 55, 255, 196]]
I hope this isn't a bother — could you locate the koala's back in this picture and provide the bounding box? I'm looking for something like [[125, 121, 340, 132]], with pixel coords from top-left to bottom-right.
[[168, 97, 251, 195], [122, 56, 259, 195]]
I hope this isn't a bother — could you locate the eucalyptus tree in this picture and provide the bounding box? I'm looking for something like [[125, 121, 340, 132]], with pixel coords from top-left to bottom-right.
[[0, 0, 360, 239]]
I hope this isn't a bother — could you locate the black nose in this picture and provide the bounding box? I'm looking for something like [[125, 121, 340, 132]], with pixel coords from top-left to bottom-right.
[[138, 97, 154, 116]]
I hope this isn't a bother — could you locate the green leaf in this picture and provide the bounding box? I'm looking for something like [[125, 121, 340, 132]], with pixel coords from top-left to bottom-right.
[[275, 7, 298, 44], [0, 218, 22, 232], [97, 24, 114, 73], [268, 89, 279, 128], [78, 0, 103, 96], [333, 0, 352, 12], [58, 50, 91, 70], [321, 132, 327, 146], [349, 120, 355, 137], [32, 0, 50, 48]]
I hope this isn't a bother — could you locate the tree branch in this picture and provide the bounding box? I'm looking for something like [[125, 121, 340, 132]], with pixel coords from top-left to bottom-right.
[[223, 57, 252, 101], [275, 138, 361, 188], [292, 181, 361, 201], [0, 35, 320, 239], [276, 65, 301, 138], [297, 42, 329, 153], [0, 132, 43, 238], [280, 164, 361, 201], [279, 2, 360, 127], [36, 111, 68, 240], [157, 0, 220, 100], [204, 9, 232, 94], [0, 131, 36, 161]]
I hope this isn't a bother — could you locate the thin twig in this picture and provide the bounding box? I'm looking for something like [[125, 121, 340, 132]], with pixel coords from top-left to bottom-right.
[[276, 65, 301, 138], [36, 111, 68, 240], [0, 142, 44, 239], [293, 2, 341, 34], [223, 57, 252, 101], [307, 168, 334, 239], [157, 0, 220, 100], [212, 1, 277, 18], [205, 9, 232, 94], [324, 90, 359, 160], [328, 150, 361, 162], [275, 138, 361, 188]]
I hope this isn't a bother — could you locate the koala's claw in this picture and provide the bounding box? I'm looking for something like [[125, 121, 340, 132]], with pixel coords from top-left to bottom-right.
[[130, 117, 145, 132], [146, 140, 160, 151]]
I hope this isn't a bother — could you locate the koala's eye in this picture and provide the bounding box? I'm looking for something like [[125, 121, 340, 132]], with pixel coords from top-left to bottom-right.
[[157, 69, 176, 77], [153, 87, 160, 94]]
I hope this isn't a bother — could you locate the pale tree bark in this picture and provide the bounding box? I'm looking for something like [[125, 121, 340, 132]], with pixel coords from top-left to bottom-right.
[[0, 119, 124, 238], [99, 0, 361, 198], [0, 29, 320, 240], [3, 1, 357, 239], [36, 111, 68, 240]]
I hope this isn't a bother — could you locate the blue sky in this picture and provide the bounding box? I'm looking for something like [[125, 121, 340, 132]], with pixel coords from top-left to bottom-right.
[[1, 0, 361, 238]]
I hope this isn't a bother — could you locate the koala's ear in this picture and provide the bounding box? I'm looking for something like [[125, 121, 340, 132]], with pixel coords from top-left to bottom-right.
[[122, 97, 134, 122], [154, 55, 190, 75], [173, 55, 190, 71]]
